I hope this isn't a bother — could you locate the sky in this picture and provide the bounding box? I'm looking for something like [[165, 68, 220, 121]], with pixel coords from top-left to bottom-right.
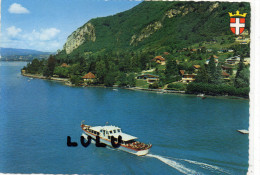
[[1, 0, 141, 52]]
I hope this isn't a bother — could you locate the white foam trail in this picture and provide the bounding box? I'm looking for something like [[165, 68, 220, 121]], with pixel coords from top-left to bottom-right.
[[179, 159, 231, 174], [146, 154, 198, 175]]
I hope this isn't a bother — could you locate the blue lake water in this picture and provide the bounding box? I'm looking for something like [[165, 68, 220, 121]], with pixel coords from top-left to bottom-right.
[[0, 61, 249, 174]]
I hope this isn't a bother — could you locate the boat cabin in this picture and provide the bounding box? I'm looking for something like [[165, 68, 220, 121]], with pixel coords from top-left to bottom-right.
[[88, 125, 137, 144]]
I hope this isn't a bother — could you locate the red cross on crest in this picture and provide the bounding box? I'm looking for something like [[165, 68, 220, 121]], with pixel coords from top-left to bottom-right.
[[228, 10, 247, 35]]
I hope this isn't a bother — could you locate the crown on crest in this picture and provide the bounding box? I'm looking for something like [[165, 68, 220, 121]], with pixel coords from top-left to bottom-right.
[[228, 10, 247, 17]]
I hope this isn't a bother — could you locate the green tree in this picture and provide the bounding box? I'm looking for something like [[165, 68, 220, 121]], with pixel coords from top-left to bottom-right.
[[195, 66, 209, 83], [127, 73, 136, 87], [43, 55, 56, 77], [165, 58, 180, 83], [104, 72, 116, 87], [235, 56, 249, 88], [70, 75, 83, 86], [96, 60, 107, 83], [117, 72, 128, 87], [54, 67, 69, 78]]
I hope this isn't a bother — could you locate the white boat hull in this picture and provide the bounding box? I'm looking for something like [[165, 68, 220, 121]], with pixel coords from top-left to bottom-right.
[[82, 133, 150, 156]]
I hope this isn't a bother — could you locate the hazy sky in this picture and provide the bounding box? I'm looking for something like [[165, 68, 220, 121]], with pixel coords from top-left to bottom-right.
[[1, 0, 141, 52]]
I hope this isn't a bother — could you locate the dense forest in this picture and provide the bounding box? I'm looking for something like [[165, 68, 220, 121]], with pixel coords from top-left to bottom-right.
[[22, 1, 250, 97]]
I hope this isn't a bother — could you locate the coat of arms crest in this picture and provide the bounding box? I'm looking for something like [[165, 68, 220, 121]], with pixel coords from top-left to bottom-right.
[[229, 10, 247, 35]]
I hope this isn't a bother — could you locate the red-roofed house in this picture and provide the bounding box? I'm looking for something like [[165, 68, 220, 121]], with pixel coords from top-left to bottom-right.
[[222, 71, 230, 81], [152, 56, 166, 65], [179, 70, 185, 76], [179, 70, 196, 83], [82, 72, 96, 82], [60, 63, 70, 67]]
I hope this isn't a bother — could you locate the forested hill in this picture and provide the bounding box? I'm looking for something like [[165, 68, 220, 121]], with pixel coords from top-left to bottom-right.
[[56, 1, 250, 60]]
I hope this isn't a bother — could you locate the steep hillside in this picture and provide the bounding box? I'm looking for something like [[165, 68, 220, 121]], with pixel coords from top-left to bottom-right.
[[56, 1, 250, 60]]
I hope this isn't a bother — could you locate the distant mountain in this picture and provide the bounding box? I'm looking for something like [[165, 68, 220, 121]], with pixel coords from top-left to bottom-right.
[[0, 48, 53, 61], [0, 48, 52, 57]]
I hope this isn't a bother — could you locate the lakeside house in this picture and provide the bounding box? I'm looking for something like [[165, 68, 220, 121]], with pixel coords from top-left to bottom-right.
[[137, 74, 159, 84], [180, 70, 196, 83], [82, 72, 96, 82], [152, 56, 166, 65]]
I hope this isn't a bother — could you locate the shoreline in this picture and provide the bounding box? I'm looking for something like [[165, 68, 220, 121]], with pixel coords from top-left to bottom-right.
[[22, 73, 69, 82], [21, 73, 248, 100]]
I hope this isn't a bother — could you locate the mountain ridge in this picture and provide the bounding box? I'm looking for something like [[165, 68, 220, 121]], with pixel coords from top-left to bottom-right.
[[0, 47, 52, 57], [56, 1, 250, 60]]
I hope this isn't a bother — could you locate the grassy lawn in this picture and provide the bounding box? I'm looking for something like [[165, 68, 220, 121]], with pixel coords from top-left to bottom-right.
[[136, 79, 149, 89]]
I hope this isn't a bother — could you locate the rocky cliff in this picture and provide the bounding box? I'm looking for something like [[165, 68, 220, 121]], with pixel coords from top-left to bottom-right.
[[63, 22, 96, 54]]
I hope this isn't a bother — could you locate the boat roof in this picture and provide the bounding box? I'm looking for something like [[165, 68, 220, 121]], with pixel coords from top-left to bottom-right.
[[90, 125, 120, 132], [90, 125, 138, 141], [111, 133, 138, 141]]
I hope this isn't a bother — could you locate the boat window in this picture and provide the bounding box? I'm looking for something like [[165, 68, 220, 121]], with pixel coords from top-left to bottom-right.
[[108, 136, 111, 139], [113, 130, 116, 133], [106, 131, 108, 134], [110, 131, 112, 134], [94, 131, 96, 134], [117, 129, 121, 132]]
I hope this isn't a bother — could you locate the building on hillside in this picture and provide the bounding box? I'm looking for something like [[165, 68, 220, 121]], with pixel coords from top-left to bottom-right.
[[222, 71, 230, 81], [193, 65, 201, 72], [152, 56, 166, 65], [82, 72, 96, 82], [137, 74, 159, 84], [60, 63, 70, 68], [205, 55, 219, 64], [225, 56, 240, 65], [179, 70, 196, 83], [163, 52, 169, 55], [221, 66, 233, 75], [243, 58, 250, 65]]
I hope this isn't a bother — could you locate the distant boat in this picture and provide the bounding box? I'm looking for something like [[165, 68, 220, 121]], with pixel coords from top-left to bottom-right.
[[197, 93, 206, 99], [197, 93, 205, 97], [112, 89, 118, 91], [237, 129, 249, 134], [81, 121, 152, 156]]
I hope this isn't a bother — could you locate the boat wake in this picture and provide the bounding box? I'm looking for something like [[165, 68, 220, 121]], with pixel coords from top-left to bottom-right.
[[146, 154, 197, 174], [178, 158, 231, 174], [146, 154, 230, 175]]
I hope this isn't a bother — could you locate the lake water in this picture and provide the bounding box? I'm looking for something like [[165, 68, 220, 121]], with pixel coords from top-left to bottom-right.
[[0, 61, 249, 174]]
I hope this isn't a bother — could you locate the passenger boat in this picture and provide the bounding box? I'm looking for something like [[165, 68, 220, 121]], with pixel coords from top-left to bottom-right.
[[80, 121, 152, 156]]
